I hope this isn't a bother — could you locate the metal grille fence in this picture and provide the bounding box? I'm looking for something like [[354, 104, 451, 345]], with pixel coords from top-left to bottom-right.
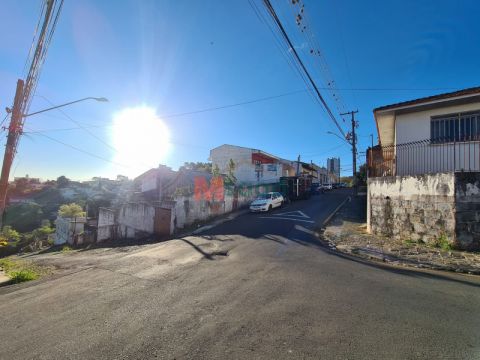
[[367, 138, 480, 177]]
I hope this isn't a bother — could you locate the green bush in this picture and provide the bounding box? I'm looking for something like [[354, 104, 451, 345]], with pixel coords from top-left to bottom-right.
[[434, 233, 453, 251], [9, 269, 38, 283], [0, 258, 42, 283], [61, 245, 73, 253], [58, 203, 85, 218]]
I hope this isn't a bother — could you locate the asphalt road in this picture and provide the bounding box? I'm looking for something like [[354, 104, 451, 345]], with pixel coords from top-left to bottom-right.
[[1, 189, 480, 359]]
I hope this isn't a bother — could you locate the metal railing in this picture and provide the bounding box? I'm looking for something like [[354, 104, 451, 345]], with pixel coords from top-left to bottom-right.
[[367, 138, 480, 177]]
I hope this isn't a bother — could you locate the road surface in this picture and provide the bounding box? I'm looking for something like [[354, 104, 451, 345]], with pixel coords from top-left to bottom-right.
[[1, 189, 480, 359]]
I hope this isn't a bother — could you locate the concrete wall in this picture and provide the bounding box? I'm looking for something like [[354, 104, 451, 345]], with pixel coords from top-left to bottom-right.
[[117, 203, 155, 239], [455, 172, 480, 250], [173, 183, 279, 230], [367, 173, 455, 245], [54, 216, 86, 245], [97, 208, 115, 242]]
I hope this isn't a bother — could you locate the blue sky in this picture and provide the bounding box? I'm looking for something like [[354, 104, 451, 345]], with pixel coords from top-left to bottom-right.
[[0, 0, 479, 180]]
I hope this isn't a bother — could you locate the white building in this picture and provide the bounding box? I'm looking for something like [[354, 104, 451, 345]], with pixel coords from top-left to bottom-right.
[[209, 144, 297, 185], [373, 87, 480, 176], [368, 87, 480, 251]]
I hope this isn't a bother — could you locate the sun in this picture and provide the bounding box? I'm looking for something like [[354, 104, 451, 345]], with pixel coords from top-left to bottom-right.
[[111, 106, 171, 176]]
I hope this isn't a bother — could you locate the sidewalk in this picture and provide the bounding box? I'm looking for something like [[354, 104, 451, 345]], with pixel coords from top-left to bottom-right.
[[323, 195, 480, 275], [177, 208, 250, 237]]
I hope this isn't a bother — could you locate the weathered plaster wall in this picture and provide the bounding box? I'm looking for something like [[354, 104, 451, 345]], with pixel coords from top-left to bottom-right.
[[368, 173, 455, 244], [97, 207, 115, 242], [117, 203, 155, 239], [455, 172, 480, 250], [54, 216, 86, 245], [173, 183, 278, 230]]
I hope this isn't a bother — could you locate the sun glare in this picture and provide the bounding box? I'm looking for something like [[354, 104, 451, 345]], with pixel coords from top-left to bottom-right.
[[111, 106, 171, 176]]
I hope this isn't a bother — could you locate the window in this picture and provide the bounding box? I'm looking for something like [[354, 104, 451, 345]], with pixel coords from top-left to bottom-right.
[[431, 111, 480, 143]]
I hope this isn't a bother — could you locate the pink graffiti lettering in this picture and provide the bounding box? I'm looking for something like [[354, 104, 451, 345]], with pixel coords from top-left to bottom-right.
[[194, 176, 224, 201]]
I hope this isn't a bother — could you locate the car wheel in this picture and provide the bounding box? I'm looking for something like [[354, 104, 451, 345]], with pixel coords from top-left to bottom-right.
[[268, 205, 272, 212]]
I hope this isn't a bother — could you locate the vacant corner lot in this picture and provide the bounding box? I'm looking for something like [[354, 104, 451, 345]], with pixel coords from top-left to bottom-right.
[[1, 191, 480, 360]]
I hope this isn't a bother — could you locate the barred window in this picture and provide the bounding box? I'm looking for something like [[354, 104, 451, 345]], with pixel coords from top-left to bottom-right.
[[431, 111, 480, 143]]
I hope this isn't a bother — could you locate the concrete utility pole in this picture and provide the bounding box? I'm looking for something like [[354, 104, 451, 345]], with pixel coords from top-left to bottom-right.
[[0, 80, 25, 227], [341, 110, 358, 193], [296, 155, 301, 176]]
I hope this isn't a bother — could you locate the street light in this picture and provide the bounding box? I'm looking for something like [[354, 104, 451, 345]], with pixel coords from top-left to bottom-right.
[[14, 96, 109, 118]]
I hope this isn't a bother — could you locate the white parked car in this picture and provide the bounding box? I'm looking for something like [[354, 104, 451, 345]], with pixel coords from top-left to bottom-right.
[[323, 184, 333, 190], [249, 192, 284, 212]]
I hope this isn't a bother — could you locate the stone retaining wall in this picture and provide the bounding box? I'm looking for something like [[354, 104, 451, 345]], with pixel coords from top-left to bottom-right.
[[367, 173, 456, 245], [368, 172, 480, 250]]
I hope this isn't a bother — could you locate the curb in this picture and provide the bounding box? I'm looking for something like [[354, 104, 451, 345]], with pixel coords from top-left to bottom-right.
[[321, 196, 351, 228], [319, 197, 480, 276], [335, 245, 480, 276], [179, 209, 250, 237]]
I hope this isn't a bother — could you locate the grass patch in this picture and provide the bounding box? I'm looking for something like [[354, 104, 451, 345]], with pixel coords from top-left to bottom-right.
[[434, 233, 454, 251], [0, 257, 46, 284], [9, 269, 38, 283], [403, 239, 416, 247], [403, 238, 425, 247], [61, 245, 73, 253]]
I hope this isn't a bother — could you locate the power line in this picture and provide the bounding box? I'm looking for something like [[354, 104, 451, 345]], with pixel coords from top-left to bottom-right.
[[286, 0, 348, 117], [25, 88, 312, 135], [262, 0, 346, 137], [332, 0, 357, 107], [248, 0, 319, 104], [26, 129, 129, 168]]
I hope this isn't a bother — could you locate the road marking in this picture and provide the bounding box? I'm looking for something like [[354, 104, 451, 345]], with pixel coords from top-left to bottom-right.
[[273, 210, 310, 219], [259, 216, 314, 223]]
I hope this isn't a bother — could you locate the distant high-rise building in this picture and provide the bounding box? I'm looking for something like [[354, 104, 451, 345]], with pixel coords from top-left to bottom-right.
[[327, 157, 340, 182]]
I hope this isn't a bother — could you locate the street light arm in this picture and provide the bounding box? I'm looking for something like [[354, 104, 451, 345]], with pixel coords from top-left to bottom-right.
[[327, 131, 352, 145], [24, 97, 108, 118]]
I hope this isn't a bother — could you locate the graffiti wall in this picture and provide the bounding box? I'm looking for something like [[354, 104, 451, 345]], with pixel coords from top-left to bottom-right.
[[173, 176, 279, 230]]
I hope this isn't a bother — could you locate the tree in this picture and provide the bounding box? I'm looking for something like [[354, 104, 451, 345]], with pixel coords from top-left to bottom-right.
[[226, 159, 237, 185], [58, 203, 85, 218], [356, 163, 367, 185], [4, 203, 44, 232], [179, 162, 212, 173], [56, 175, 70, 188], [0, 226, 20, 243], [212, 164, 220, 177]]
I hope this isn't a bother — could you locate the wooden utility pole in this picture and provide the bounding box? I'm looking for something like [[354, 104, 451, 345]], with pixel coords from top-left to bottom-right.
[[0, 80, 25, 227], [341, 110, 359, 194], [0, 1, 63, 227]]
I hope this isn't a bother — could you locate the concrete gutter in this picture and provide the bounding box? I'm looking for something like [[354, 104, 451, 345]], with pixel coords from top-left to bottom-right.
[[321, 196, 351, 228], [178, 208, 250, 237]]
